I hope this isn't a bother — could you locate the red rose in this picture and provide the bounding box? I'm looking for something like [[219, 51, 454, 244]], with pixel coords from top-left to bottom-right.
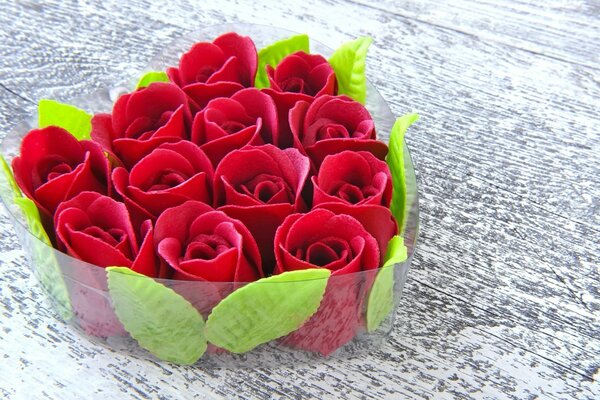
[[12, 126, 109, 221], [316, 202, 397, 266], [190, 88, 278, 165], [54, 191, 158, 337], [289, 95, 388, 166], [261, 51, 336, 149], [312, 151, 392, 207], [167, 33, 257, 111], [154, 200, 262, 314], [267, 51, 336, 97], [214, 144, 310, 274], [112, 141, 214, 226], [54, 192, 157, 274], [274, 207, 396, 355], [91, 82, 191, 169]]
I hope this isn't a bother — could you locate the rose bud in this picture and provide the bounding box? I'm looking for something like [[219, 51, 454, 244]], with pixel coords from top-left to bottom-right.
[[12, 126, 110, 223], [154, 200, 262, 314], [91, 82, 192, 169], [274, 207, 396, 355], [267, 51, 337, 97], [54, 191, 159, 337], [316, 202, 397, 266], [261, 51, 336, 149], [112, 141, 214, 226], [167, 33, 257, 111], [55, 191, 157, 274], [312, 151, 392, 207], [214, 144, 310, 274], [289, 95, 388, 167], [191, 88, 278, 166]]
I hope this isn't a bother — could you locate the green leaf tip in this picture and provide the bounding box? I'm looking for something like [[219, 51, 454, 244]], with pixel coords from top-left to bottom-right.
[[13, 196, 51, 246], [205, 269, 330, 353], [38, 99, 92, 140], [107, 266, 207, 365], [135, 71, 169, 89], [256, 34, 310, 89], [329, 36, 372, 104], [0, 154, 22, 198], [387, 113, 419, 231], [366, 235, 408, 332], [12, 196, 73, 320]]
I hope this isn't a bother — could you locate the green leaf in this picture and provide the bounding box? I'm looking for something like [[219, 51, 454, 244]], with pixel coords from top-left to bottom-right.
[[0, 154, 21, 198], [135, 71, 169, 89], [13, 197, 50, 245], [387, 113, 419, 231], [107, 267, 207, 365], [13, 196, 73, 321], [255, 34, 310, 89], [205, 269, 330, 353], [366, 235, 408, 332], [328, 36, 372, 104], [38, 99, 92, 140]]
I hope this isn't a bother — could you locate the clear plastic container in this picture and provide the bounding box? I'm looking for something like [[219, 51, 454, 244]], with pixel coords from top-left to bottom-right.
[[0, 24, 419, 366]]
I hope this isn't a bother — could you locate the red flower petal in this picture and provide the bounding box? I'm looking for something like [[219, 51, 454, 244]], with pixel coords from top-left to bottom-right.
[[178, 42, 227, 86], [213, 32, 258, 87], [206, 56, 243, 85], [308, 62, 337, 97], [231, 88, 279, 145], [306, 138, 389, 168], [220, 203, 294, 276], [184, 81, 244, 112], [90, 113, 115, 153], [130, 219, 159, 278], [262, 89, 313, 148]]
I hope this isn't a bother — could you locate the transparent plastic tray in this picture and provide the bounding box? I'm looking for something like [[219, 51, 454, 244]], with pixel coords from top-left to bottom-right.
[[0, 24, 419, 367]]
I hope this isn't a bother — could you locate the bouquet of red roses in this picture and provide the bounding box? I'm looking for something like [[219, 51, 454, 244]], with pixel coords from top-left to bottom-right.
[[0, 30, 418, 364]]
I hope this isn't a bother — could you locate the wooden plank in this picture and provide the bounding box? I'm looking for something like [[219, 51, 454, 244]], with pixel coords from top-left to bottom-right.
[[349, 0, 600, 68]]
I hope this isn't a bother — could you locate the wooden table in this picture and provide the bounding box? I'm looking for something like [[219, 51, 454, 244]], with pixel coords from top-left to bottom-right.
[[0, 1, 598, 398]]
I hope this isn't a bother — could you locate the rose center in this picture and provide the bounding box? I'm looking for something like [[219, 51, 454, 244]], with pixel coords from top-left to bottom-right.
[[237, 174, 294, 204], [280, 77, 305, 93], [38, 155, 75, 183], [334, 183, 379, 204], [336, 183, 365, 204], [80, 226, 132, 259], [317, 124, 350, 141], [196, 65, 218, 83], [184, 234, 231, 261], [155, 110, 174, 128], [295, 237, 352, 269], [220, 120, 246, 134], [46, 162, 73, 181], [148, 169, 188, 191], [256, 181, 280, 203]]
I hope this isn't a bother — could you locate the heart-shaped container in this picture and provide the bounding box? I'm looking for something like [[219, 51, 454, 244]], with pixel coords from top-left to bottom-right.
[[0, 23, 419, 367]]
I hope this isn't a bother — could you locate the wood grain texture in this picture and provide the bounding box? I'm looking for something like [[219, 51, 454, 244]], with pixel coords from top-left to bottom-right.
[[0, 0, 599, 399], [350, 0, 600, 69]]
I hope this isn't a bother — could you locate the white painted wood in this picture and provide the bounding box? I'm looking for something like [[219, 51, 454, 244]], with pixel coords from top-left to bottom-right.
[[0, 0, 598, 399], [351, 0, 600, 68]]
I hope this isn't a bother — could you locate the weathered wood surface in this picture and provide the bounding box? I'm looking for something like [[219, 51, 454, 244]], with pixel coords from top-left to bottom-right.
[[0, 0, 599, 399]]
